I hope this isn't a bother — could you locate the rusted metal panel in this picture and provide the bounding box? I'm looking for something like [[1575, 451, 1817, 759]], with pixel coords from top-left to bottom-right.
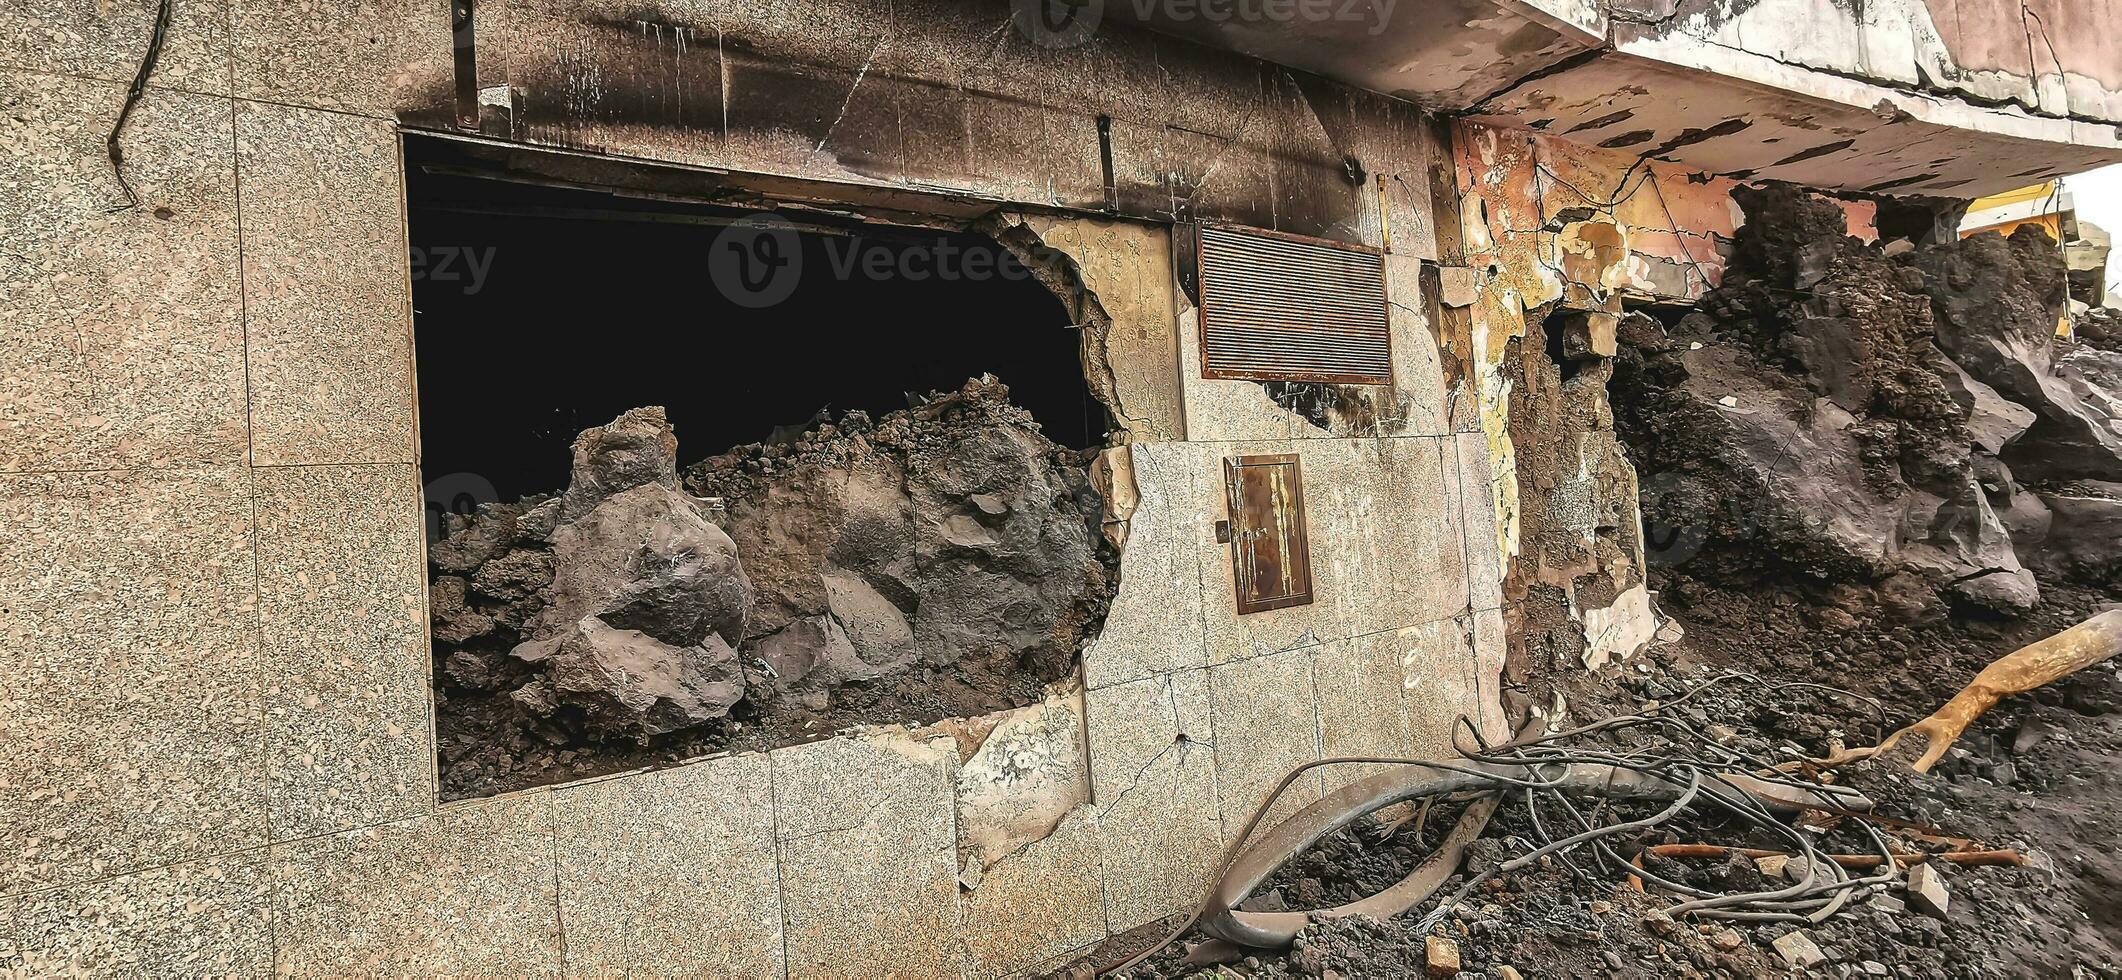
[[1223, 453, 1314, 615], [1196, 224, 1392, 385]]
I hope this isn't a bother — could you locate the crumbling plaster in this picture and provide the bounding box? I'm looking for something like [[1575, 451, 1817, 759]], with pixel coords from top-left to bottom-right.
[[0, 4, 1503, 976], [1445, 116, 1879, 677]]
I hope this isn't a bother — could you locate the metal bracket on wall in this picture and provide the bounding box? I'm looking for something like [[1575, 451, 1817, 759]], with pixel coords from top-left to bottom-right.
[[452, 0, 479, 130]]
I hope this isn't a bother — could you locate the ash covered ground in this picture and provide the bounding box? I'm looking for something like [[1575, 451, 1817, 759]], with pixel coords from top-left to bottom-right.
[[429, 377, 1115, 798]]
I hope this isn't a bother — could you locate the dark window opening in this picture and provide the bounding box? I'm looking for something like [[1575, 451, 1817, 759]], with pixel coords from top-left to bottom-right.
[[408, 152, 1103, 509], [404, 138, 1119, 799]]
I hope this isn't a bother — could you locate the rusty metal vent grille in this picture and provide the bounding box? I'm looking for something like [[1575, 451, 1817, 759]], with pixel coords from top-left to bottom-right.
[[1197, 225, 1392, 385]]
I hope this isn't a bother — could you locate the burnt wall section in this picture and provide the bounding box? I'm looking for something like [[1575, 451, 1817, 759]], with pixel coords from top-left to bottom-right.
[[431, 381, 1114, 797], [451, 0, 1438, 255]]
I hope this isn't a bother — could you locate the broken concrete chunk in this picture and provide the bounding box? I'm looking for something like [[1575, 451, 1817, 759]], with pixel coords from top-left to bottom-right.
[[1949, 568, 2040, 616], [1424, 935, 1460, 976], [1556, 309, 1619, 360], [1907, 862, 1950, 918], [1772, 929, 1828, 969], [1439, 265, 1479, 308]]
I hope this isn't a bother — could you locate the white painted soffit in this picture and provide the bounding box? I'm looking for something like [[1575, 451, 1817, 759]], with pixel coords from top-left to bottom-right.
[[1470, 43, 2122, 199]]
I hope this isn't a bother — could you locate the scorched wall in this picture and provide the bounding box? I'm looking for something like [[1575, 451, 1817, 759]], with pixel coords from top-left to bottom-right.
[[0, 2, 1502, 975]]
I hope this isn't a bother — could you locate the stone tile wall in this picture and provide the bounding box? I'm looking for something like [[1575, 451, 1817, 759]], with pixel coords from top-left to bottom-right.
[[0, 4, 1501, 975]]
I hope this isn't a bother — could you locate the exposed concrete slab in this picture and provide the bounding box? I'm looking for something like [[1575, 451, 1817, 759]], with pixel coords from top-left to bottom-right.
[[230, 0, 454, 118], [235, 102, 416, 467], [1082, 443, 1208, 688], [1207, 646, 1324, 842], [11, 851, 270, 976], [1, 0, 231, 95], [0, 468, 262, 895], [554, 753, 784, 977], [1103, 0, 1595, 110], [270, 794, 561, 976], [255, 464, 433, 838], [0, 71, 246, 473], [772, 731, 962, 977], [1086, 669, 1221, 934]]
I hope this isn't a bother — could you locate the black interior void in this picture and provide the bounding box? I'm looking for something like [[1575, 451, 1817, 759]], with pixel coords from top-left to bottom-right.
[[405, 142, 1102, 511]]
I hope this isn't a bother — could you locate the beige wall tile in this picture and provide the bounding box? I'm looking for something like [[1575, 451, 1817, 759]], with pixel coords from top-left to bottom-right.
[[0, 899, 19, 973], [12, 851, 270, 977], [1, 0, 231, 95], [255, 463, 432, 839], [0, 467, 262, 894], [1086, 669, 1220, 934], [1194, 440, 1340, 666], [236, 102, 415, 466], [1082, 443, 1206, 689], [1396, 615, 1482, 757], [230, 0, 454, 118], [0, 71, 246, 472], [1471, 606, 1510, 743], [772, 732, 961, 978], [270, 794, 561, 976], [1206, 646, 1323, 842], [554, 754, 784, 978], [1384, 251, 1450, 436], [956, 807, 1104, 980], [1311, 633, 1420, 795], [1453, 431, 1507, 612], [1376, 436, 1471, 630]]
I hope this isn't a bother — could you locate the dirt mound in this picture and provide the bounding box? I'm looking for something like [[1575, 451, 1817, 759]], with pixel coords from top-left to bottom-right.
[[430, 377, 1113, 798]]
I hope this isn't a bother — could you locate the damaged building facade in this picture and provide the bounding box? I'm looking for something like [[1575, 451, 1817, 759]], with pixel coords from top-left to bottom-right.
[[3, 0, 2121, 975]]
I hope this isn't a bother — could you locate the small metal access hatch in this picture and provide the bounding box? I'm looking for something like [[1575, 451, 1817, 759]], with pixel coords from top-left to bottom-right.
[[1222, 453, 1314, 615]]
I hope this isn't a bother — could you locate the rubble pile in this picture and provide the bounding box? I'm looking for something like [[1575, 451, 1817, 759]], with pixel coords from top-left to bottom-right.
[[429, 377, 1113, 797], [1613, 185, 2122, 616]]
